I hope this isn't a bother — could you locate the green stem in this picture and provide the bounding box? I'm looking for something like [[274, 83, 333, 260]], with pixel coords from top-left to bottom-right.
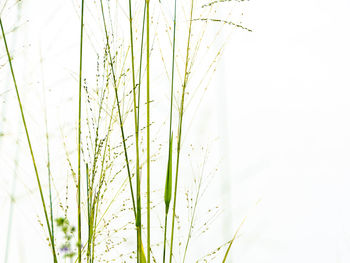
[[0, 18, 58, 263], [86, 163, 91, 263], [163, 0, 177, 261], [182, 172, 204, 263], [127, 0, 143, 261], [162, 211, 168, 263], [169, 0, 194, 261], [146, 0, 151, 261], [222, 217, 246, 263], [77, 1, 85, 262], [44, 78, 55, 263], [137, 3, 146, 133], [90, 98, 116, 263], [40, 45, 56, 263], [99, 0, 137, 218], [168, 0, 177, 141], [86, 66, 107, 263]]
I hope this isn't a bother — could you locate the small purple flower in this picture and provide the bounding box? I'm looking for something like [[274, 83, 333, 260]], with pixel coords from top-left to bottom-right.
[[59, 245, 69, 253]]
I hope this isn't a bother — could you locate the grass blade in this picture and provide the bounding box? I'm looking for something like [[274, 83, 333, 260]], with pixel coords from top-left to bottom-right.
[[163, 133, 173, 263], [77, 0, 85, 261], [99, 0, 137, 217], [99, 1, 148, 261], [169, 0, 194, 261], [164, 0, 177, 259], [127, 0, 143, 260], [0, 18, 58, 263], [222, 217, 246, 263], [146, 0, 151, 261]]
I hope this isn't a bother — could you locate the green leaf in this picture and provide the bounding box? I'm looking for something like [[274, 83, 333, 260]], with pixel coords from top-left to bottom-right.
[[164, 133, 173, 214], [141, 241, 147, 263]]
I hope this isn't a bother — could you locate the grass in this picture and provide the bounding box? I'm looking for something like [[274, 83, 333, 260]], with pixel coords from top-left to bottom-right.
[[77, 1, 85, 262], [163, 0, 177, 261], [146, 0, 151, 262], [222, 217, 246, 263], [0, 0, 251, 262], [0, 17, 58, 263], [169, 0, 194, 261]]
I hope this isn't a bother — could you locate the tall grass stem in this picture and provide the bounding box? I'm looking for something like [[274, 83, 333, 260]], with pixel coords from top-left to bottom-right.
[[0, 18, 58, 263], [163, 0, 177, 260], [99, 0, 137, 216], [77, 1, 85, 261], [169, 0, 194, 261], [146, 0, 151, 261]]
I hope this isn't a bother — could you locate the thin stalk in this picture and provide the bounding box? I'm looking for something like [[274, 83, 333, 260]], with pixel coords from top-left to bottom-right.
[[86, 163, 91, 263], [90, 50, 129, 262], [162, 212, 169, 263], [146, 0, 151, 261], [42, 64, 55, 263], [90, 97, 116, 263], [169, 0, 194, 261], [222, 217, 246, 263], [137, 16, 146, 260], [39, 44, 56, 262], [127, 0, 143, 261], [91, 199, 99, 262], [163, 0, 177, 261], [137, 3, 146, 131], [91, 45, 131, 227], [77, 0, 85, 261], [46, 115, 55, 252], [133, 1, 147, 260], [99, 0, 137, 217], [182, 173, 204, 263], [168, 0, 177, 144], [163, 134, 173, 263], [0, 18, 58, 263], [87, 70, 107, 263]]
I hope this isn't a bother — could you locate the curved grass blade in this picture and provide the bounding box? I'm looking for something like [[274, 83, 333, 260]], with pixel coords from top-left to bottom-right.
[[146, 0, 151, 261], [163, 132, 173, 263], [98, 1, 147, 261], [127, 0, 143, 260], [0, 18, 58, 263], [169, 0, 194, 261], [222, 217, 246, 263], [77, 1, 85, 261]]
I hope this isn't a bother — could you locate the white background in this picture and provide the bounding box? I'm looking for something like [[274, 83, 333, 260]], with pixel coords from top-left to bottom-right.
[[1, 0, 350, 262], [221, 0, 350, 262]]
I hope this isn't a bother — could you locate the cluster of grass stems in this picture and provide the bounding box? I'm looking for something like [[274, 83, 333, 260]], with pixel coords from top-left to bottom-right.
[[0, 0, 250, 262]]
